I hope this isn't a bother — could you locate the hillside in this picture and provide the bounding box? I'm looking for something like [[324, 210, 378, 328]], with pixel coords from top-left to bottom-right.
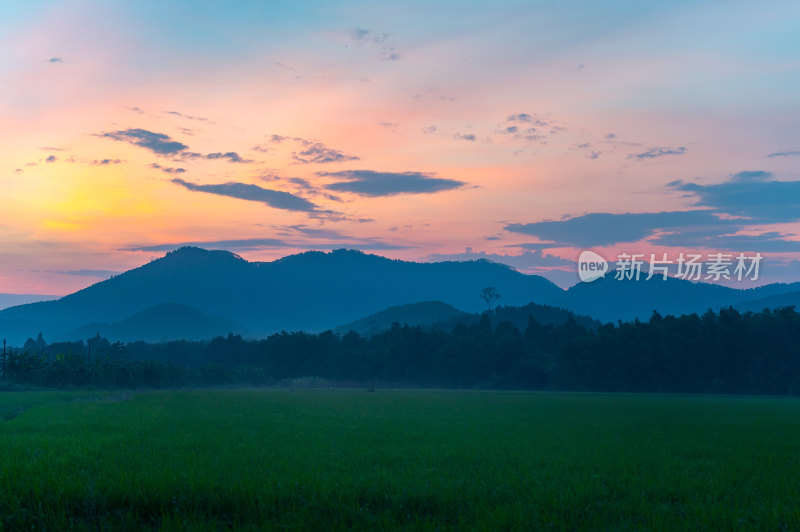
[[334, 301, 470, 336], [2, 247, 799, 345], [68, 303, 244, 343], [0, 247, 562, 344]]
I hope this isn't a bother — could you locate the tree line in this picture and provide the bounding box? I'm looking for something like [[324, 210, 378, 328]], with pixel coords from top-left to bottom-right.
[[3, 306, 800, 394]]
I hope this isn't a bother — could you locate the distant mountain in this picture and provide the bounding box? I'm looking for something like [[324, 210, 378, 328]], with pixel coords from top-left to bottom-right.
[[335, 301, 470, 336], [335, 300, 599, 337], [0, 247, 562, 344], [2, 247, 798, 346], [735, 290, 800, 313], [556, 275, 800, 323], [486, 302, 599, 331], [0, 294, 57, 311], [68, 303, 243, 343]]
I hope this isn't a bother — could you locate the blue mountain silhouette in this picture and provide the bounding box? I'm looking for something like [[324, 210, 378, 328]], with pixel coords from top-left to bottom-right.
[[0, 247, 561, 344], [0, 246, 797, 345]]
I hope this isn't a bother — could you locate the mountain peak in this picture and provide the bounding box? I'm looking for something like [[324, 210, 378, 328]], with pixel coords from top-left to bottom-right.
[[163, 246, 245, 262], [271, 248, 395, 267]]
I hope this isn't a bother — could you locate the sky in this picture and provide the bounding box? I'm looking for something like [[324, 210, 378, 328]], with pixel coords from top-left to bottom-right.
[[2, 0, 800, 294]]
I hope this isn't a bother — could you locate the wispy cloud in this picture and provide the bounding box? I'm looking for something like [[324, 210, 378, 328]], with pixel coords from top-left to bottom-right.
[[350, 28, 389, 44], [293, 142, 359, 164], [651, 230, 800, 252], [164, 110, 209, 122], [100, 128, 188, 155], [204, 151, 251, 163], [100, 128, 253, 163], [150, 163, 186, 174], [319, 170, 466, 197], [495, 112, 564, 144], [288, 177, 314, 190], [171, 178, 319, 212], [630, 146, 686, 159], [350, 27, 402, 61], [669, 170, 800, 223], [766, 150, 800, 158], [505, 171, 800, 250], [505, 210, 734, 247], [574, 142, 601, 159]]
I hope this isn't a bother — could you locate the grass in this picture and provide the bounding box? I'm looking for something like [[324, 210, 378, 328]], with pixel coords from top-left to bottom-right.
[[1, 388, 799, 530]]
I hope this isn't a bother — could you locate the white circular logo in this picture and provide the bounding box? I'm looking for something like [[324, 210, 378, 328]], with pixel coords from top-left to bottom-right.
[[578, 250, 608, 283]]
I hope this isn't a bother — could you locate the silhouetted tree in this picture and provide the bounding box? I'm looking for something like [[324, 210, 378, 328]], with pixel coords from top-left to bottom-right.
[[480, 287, 501, 312]]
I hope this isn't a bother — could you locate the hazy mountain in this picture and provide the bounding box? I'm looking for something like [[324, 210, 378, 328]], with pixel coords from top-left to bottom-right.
[[335, 300, 599, 337], [68, 303, 244, 343], [334, 301, 470, 336], [734, 290, 800, 313], [485, 302, 599, 331], [1, 247, 798, 345], [0, 247, 562, 344], [556, 274, 800, 323]]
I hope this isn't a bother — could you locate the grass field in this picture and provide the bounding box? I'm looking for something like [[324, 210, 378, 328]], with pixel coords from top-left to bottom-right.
[[1, 388, 799, 530]]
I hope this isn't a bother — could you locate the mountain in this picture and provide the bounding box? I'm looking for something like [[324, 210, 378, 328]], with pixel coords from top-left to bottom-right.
[[0, 247, 562, 345], [556, 275, 800, 323], [334, 301, 470, 336], [485, 302, 599, 331], [335, 300, 599, 337], [68, 303, 243, 343], [734, 290, 800, 313], [2, 247, 798, 346]]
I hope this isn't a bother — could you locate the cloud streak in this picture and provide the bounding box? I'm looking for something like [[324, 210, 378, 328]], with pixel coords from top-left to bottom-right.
[[505, 171, 800, 250], [630, 146, 687, 159], [293, 142, 359, 164], [495, 112, 564, 144], [171, 178, 319, 212], [766, 150, 800, 158], [151, 163, 185, 174], [319, 170, 466, 197], [101, 128, 188, 155], [670, 171, 800, 223], [204, 151, 251, 163], [505, 210, 736, 247]]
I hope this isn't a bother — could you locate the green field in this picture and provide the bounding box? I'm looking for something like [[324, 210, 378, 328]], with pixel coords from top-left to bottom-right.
[[1, 389, 799, 530]]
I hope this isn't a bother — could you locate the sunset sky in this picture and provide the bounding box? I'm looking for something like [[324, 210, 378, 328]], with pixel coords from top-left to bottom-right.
[[2, 0, 799, 294]]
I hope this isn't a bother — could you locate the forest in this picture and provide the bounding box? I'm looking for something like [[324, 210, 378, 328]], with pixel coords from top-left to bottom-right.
[[3, 306, 799, 395]]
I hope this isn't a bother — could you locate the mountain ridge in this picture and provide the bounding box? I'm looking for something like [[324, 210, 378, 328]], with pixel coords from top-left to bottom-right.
[[0, 247, 562, 344], [1, 246, 798, 345]]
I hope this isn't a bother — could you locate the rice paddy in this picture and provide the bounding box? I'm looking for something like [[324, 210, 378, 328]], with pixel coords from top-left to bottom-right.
[[1, 388, 799, 530]]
